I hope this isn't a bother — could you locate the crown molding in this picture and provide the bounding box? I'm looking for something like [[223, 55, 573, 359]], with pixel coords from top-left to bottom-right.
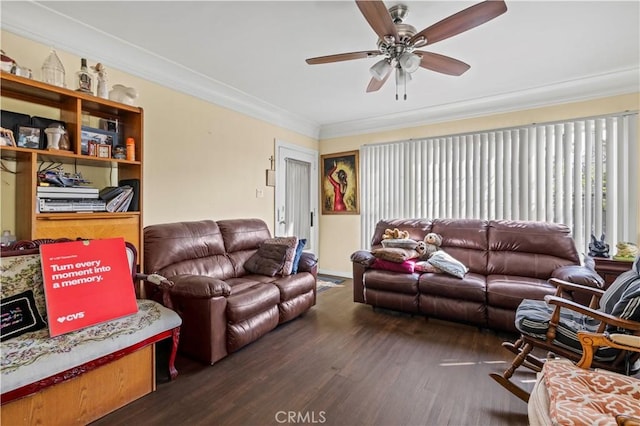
[[318, 68, 640, 139], [1, 1, 322, 140], [3, 2, 637, 142]]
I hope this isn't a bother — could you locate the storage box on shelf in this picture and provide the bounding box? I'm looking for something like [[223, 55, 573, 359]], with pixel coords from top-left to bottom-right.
[[0, 71, 144, 262]]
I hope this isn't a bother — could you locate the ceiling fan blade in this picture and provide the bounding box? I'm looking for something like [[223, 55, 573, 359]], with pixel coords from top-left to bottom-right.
[[415, 51, 470, 76], [366, 67, 392, 92], [306, 50, 380, 65], [356, 1, 399, 43], [410, 0, 507, 46]]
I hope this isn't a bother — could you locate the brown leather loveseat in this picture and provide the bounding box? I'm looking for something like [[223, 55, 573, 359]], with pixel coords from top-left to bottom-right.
[[143, 218, 317, 365], [352, 218, 602, 332]]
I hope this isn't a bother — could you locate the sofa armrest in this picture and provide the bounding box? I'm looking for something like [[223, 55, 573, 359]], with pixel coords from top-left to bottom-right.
[[297, 252, 318, 274], [551, 265, 604, 289], [169, 274, 231, 298], [350, 250, 375, 267], [137, 272, 176, 308]]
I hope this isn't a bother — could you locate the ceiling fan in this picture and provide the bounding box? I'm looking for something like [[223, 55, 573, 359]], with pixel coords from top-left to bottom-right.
[[305, 0, 507, 100]]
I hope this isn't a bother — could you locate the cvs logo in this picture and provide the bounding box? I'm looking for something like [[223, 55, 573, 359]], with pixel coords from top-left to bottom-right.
[[57, 311, 85, 323]]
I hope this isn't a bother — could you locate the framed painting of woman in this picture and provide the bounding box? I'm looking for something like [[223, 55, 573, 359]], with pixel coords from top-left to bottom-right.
[[321, 150, 359, 215]]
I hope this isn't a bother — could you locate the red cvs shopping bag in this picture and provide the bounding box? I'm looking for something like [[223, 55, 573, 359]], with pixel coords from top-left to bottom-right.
[[40, 238, 138, 336]]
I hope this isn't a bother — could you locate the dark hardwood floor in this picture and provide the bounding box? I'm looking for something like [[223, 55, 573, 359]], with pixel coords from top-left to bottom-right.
[[92, 280, 533, 426]]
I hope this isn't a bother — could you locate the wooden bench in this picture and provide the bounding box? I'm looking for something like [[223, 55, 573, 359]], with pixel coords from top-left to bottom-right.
[[0, 239, 181, 425]]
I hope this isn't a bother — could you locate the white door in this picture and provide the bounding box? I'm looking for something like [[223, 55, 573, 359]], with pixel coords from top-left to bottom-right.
[[275, 140, 318, 255]]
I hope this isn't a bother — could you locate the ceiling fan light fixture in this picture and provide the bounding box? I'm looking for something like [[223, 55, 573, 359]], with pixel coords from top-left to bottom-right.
[[398, 52, 420, 73], [370, 59, 391, 81]]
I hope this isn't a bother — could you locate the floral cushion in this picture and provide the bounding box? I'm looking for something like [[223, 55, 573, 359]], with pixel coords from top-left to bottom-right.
[[1, 299, 181, 395], [543, 359, 640, 425]]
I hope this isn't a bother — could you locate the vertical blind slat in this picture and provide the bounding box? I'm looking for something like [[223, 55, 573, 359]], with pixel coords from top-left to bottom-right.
[[360, 113, 637, 253]]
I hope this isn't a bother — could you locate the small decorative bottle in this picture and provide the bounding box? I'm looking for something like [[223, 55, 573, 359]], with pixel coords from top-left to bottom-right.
[[75, 58, 93, 94], [126, 137, 136, 161]]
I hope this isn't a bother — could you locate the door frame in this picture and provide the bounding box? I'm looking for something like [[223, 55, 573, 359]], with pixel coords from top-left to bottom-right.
[[274, 140, 319, 255]]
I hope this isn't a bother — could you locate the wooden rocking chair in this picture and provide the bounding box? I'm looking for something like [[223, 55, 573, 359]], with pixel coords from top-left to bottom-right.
[[489, 257, 640, 402]]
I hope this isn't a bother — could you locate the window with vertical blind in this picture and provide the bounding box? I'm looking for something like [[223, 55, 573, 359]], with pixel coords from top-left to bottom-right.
[[360, 112, 638, 255]]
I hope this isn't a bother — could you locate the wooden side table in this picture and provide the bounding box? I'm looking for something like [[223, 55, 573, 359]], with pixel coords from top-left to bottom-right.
[[593, 257, 634, 288]]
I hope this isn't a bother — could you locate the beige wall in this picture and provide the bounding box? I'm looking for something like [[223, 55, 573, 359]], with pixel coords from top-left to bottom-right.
[[319, 94, 640, 275], [2, 31, 638, 277]]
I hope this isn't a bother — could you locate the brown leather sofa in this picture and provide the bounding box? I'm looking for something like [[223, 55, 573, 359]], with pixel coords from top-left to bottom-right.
[[352, 218, 603, 332], [143, 218, 317, 365]]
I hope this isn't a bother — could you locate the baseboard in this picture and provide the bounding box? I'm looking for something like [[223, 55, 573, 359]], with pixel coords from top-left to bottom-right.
[[318, 269, 352, 279]]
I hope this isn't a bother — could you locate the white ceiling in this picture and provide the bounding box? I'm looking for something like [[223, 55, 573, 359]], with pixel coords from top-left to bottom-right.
[[2, 1, 639, 139]]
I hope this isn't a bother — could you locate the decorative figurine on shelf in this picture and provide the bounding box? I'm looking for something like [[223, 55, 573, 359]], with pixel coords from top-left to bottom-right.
[[75, 58, 93, 94], [613, 242, 639, 262], [588, 233, 610, 258], [44, 125, 65, 150], [41, 49, 66, 88], [91, 62, 108, 99], [109, 84, 138, 105]]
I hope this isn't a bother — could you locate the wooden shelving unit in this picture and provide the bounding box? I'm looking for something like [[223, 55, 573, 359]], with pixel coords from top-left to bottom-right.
[[0, 72, 144, 260]]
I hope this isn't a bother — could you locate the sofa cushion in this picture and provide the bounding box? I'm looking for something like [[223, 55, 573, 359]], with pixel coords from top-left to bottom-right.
[[542, 359, 640, 426], [218, 218, 272, 253], [226, 283, 280, 323], [271, 274, 315, 301], [515, 299, 617, 361], [244, 244, 288, 277], [418, 273, 486, 303], [486, 275, 556, 310], [487, 220, 580, 278], [364, 269, 419, 295], [1, 290, 47, 341], [262, 237, 298, 276], [1, 253, 47, 321], [1, 299, 181, 395], [143, 220, 235, 280], [428, 251, 468, 278]]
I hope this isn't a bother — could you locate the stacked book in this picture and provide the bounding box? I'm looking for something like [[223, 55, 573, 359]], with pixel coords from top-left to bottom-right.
[[37, 186, 106, 212], [99, 186, 134, 212]]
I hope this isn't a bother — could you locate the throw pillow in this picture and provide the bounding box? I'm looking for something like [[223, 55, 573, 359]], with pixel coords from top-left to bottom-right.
[[371, 258, 416, 274], [428, 251, 468, 279], [262, 236, 298, 275], [609, 278, 640, 323], [1, 290, 47, 341], [414, 261, 440, 273], [600, 268, 639, 314], [291, 238, 307, 274], [371, 247, 419, 263], [381, 239, 418, 250], [244, 244, 288, 277]]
